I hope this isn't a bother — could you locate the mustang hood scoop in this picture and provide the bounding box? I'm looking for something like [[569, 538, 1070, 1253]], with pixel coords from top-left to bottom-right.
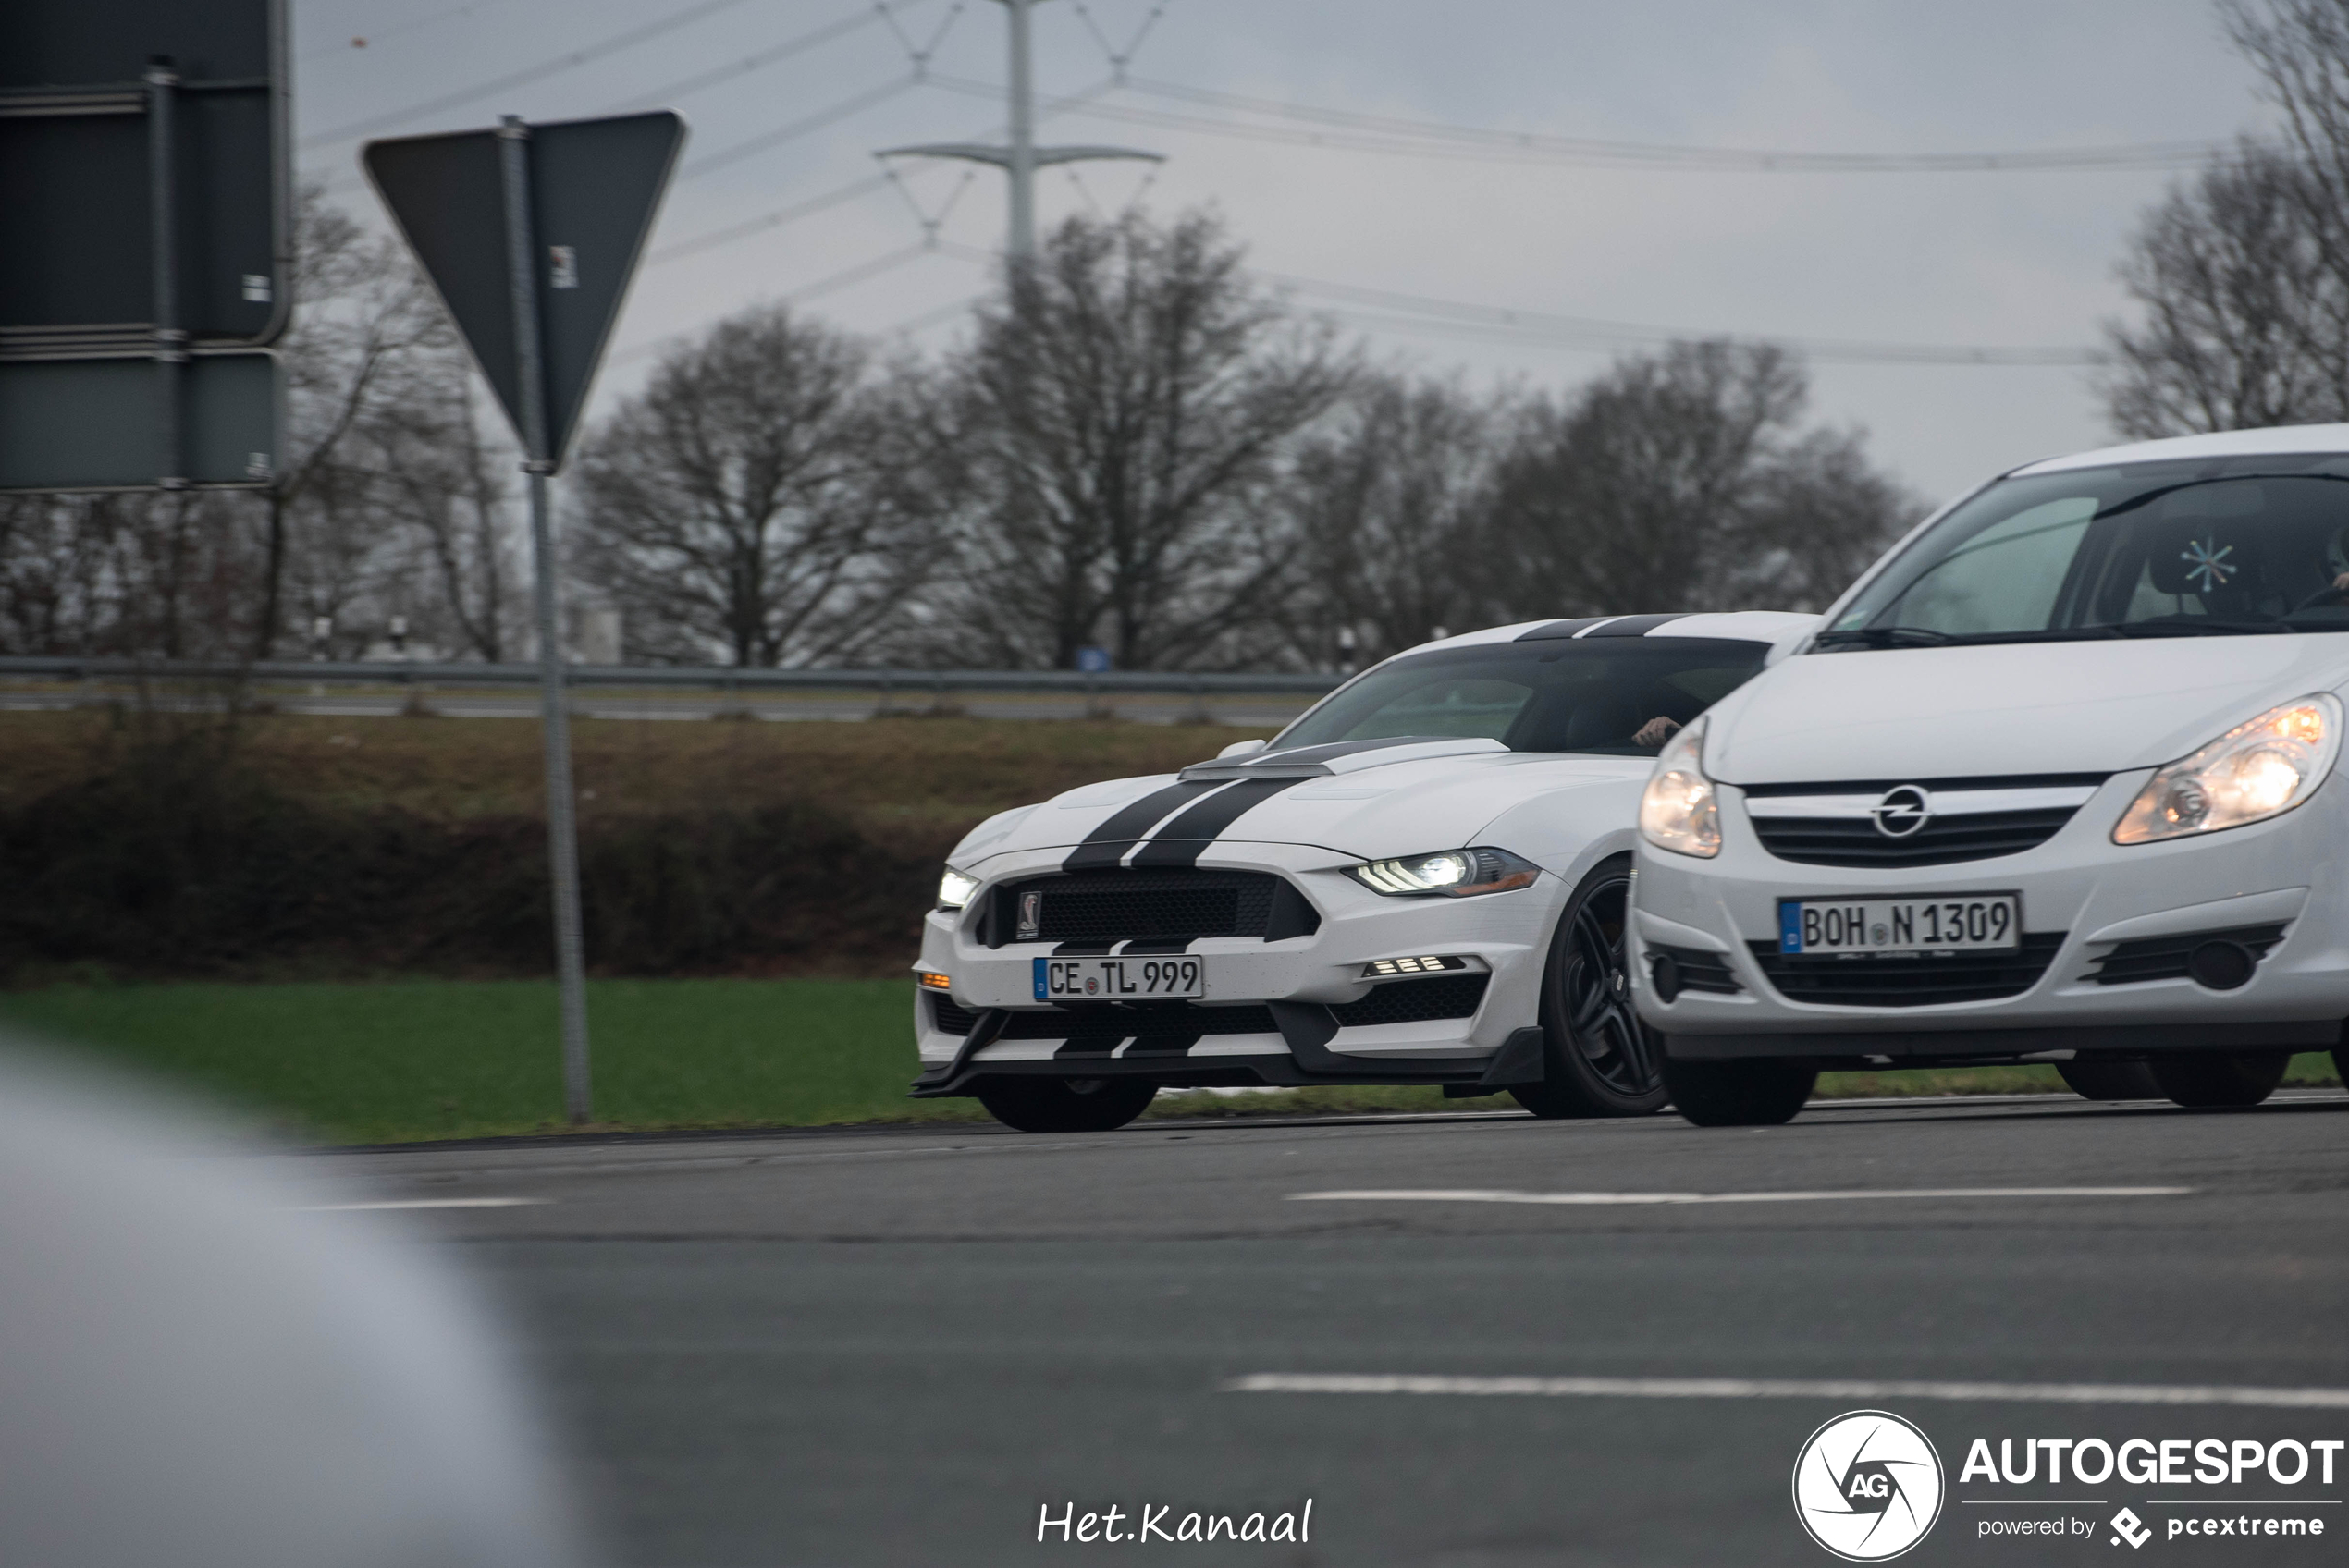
[[1179, 735, 1509, 782]]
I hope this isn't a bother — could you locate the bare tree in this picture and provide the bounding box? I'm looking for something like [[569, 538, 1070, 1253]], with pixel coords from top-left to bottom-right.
[[2102, 143, 2347, 436], [1278, 370, 1507, 667], [929, 211, 1358, 670], [0, 488, 262, 658], [0, 496, 124, 654], [1480, 340, 1913, 619], [1732, 427, 1924, 612], [572, 304, 939, 667], [2102, 2, 2349, 435], [365, 366, 522, 660], [256, 188, 457, 656]]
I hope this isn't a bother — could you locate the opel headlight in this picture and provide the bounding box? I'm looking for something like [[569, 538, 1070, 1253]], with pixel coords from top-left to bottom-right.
[[1638, 717, 1719, 858], [937, 867, 979, 909], [1347, 847, 1541, 897], [2114, 695, 2342, 844]]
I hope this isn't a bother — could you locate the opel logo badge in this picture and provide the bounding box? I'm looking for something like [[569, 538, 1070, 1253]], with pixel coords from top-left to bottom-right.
[[1871, 785, 1933, 839]]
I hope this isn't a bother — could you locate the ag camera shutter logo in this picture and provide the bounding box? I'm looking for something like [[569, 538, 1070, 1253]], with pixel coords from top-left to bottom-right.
[[1793, 1410, 1946, 1561]]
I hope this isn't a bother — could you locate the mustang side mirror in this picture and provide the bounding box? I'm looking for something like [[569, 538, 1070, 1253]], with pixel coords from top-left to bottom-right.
[[1216, 738, 1270, 760]]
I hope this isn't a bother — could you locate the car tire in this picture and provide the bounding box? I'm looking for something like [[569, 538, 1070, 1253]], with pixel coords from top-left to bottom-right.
[[2055, 1060, 2161, 1101], [1509, 856, 1669, 1120], [974, 1076, 1157, 1133], [1663, 1058, 1817, 1127], [2150, 1049, 2291, 1109]]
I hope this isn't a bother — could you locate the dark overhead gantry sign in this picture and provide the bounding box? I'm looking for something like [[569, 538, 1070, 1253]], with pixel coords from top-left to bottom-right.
[[0, 0, 289, 491]]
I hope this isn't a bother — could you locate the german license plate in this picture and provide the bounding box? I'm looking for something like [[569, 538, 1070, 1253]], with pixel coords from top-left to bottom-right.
[[1033, 955, 1207, 1001], [1778, 896, 2020, 955]]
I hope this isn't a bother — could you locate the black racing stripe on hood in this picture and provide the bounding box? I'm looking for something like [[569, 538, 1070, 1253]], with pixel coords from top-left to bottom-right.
[[1515, 617, 1614, 641], [1581, 612, 1691, 637], [1128, 776, 1312, 868], [1246, 734, 1456, 767], [1061, 779, 1224, 871]]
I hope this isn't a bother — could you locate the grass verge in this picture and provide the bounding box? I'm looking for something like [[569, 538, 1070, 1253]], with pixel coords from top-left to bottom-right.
[[0, 979, 2335, 1145], [0, 978, 985, 1144]]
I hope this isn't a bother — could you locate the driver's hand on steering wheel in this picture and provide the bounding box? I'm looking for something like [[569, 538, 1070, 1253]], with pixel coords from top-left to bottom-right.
[[1632, 716, 1682, 748], [2295, 571, 2349, 612]]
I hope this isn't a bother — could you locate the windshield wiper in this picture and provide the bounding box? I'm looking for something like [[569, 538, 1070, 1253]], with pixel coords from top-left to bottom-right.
[[2112, 619, 2288, 638], [1813, 626, 1956, 649], [1814, 626, 2133, 650]]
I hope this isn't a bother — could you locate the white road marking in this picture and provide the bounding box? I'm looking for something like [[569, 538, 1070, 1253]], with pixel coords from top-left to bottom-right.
[[1287, 1186, 2190, 1206], [1225, 1375, 2349, 1410], [297, 1197, 549, 1211]]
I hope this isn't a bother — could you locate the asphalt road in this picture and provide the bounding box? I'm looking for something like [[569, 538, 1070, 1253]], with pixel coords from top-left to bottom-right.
[[314, 1093, 2349, 1567]]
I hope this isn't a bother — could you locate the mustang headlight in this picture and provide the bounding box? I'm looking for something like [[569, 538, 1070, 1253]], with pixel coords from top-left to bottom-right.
[[2114, 694, 2342, 844], [936, 867, 979, 909], [1638, 717, 1719, 858], [1347, 847, 1540, 897]]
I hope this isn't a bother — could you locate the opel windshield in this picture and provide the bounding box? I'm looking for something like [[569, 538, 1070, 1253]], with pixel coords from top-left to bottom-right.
[[1819, 453, 2349, 649]]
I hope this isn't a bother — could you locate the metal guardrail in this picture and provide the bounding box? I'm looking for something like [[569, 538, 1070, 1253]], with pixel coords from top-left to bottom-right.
[[0, 655, 1347, 698]]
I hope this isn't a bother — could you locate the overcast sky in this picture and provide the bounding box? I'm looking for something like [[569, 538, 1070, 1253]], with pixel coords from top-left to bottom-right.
[[294, 0, 2273, 500]]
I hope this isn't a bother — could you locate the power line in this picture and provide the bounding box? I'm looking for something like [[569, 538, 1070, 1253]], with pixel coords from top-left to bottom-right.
[[933, 71, 2238, 174], [1067, 0, 1172, 80], [924, 239, 2102, 367], [1262, 272, 2106, 366], [606, 6, 924, 116], [302, 0, 769, 149], [786, 242, 935, 302], [647, 172, 897, 265], [875, 0, 968, 79], [610, 241, 940, 366], [646, 77, 1116, 265], [678, 76, 921, 181], [1320, 304, 2105, 367]]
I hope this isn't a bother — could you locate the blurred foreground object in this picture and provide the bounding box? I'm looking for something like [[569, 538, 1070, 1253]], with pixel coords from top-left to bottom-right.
[[0, 1036, 584, 1568]]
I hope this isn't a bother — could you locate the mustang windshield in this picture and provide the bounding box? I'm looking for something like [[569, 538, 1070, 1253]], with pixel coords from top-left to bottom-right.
[[1273, 638, 1770, 757], [1824, 454, 2349, 648]]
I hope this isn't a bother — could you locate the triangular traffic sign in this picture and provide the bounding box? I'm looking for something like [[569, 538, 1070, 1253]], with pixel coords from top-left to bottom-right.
[[363, 111, 683, 468]]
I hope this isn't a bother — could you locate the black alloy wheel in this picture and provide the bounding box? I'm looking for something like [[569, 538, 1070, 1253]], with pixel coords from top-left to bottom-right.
[[2150, 1049, 2291, 1109], [974, 1075, 1158, 1133], [2055, 1060, 2162, 1101], [1510, 856, 1669, 1119]]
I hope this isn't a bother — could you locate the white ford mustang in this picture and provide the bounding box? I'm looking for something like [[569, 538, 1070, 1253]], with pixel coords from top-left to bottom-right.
[[1633, 425, 2349, 1124], [910, 610, 1816, 1131]]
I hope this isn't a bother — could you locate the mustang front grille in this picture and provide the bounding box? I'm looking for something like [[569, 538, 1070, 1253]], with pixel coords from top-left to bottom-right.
[[983, 868, 1317, 948], [1744, 933, 2065, 1007]]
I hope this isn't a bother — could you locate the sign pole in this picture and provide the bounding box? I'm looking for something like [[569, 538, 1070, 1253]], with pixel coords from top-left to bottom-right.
[[498, 114, 593, 1125], [145, 57, 188, 490]]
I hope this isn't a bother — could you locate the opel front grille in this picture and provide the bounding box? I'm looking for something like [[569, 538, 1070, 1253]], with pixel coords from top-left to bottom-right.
[[1741, 776, 2106, 869]]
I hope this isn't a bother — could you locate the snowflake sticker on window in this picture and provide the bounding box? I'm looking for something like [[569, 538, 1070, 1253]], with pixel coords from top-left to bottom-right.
[[2182, 537, 2237, 594]]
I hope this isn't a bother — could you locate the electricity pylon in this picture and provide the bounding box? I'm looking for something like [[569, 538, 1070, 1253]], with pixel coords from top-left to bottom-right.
[[879, 0, 1162, 262]]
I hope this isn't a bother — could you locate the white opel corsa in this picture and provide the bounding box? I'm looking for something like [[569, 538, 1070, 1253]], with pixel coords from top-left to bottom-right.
[[910, 612, 1814, 1132], [1632, 425, 2349, 1124]]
